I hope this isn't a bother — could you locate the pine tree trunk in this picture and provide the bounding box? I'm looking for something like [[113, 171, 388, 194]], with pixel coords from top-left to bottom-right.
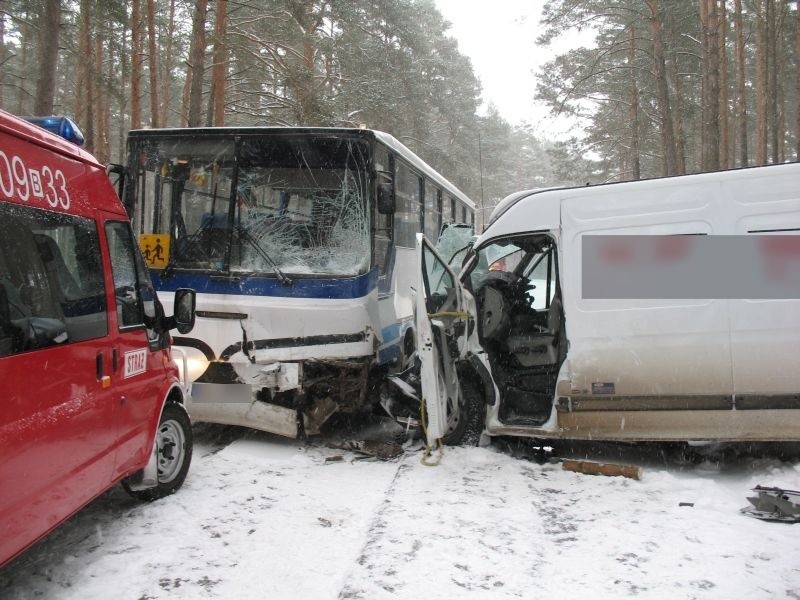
[[766, 0, 778, 163], [210, 0, 228, 126], [94, 36, 109, 163], [718, 0, 729, 169], [159, 0, 176, 127], [33, 0, 61, 115], [84, 30, 95, 153], [0, 2, 6, 107], [668, 25, 687, 174], [734, 0, 748, 166], [186, 0, 209, 127], [702, 0, 720, 172], [117, 21, 128, 161], [76, 0, 91, 127], [628, 24, 640, 180], [796, 0, 800, 159], [131, 0, 143, 129], [147, 0, 159, 128], [754, 0, 768, 164], [648, 0, 678, 175], [16, 14, 29, 114]]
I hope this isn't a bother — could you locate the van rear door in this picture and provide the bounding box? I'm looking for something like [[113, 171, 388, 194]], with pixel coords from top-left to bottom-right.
[[414, 233, 469, 445]]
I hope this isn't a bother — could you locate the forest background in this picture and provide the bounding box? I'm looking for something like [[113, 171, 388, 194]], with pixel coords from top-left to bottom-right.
[[1, 0, 798, 224]]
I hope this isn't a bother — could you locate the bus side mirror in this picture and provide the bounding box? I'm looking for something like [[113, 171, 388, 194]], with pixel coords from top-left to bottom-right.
[[377, 182, 394, 214], [172, 288, 196, 334]]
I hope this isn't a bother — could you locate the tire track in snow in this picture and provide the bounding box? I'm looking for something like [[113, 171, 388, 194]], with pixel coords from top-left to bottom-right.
[[338, 447, 548, 599]]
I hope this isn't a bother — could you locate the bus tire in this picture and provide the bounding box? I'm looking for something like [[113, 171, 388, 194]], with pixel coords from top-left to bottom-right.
[[441, 376, 484, 446], [123, 402, 193, 501]]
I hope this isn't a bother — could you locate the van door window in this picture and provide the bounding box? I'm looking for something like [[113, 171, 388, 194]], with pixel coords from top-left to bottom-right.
[[106, 221, 166, 350], [0, 203, 107, 356]]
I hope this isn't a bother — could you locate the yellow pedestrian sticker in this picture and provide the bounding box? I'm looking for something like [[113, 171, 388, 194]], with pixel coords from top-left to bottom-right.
[[139, 234, 170, 269]]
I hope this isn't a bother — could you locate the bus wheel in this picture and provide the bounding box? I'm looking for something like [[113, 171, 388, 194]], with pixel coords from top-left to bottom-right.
[[123, 402, 193, 501], [441, 376, 484, 446]]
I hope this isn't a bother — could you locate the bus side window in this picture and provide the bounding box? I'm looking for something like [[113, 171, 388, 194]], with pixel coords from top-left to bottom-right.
[[394, 160, 421, 248], [373, 147, 393, 276], [424, 180, 440, 241]]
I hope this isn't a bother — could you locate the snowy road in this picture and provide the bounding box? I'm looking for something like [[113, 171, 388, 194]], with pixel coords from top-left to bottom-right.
[[2, 424, 799, 599]]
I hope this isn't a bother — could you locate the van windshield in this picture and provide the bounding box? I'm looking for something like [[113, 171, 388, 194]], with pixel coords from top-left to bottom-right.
[[128, 134, 371, 277]]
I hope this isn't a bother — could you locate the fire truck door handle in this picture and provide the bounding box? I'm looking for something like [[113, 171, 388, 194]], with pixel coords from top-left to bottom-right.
[[112, 348, 119, 372], [96, 352, 104, 380]]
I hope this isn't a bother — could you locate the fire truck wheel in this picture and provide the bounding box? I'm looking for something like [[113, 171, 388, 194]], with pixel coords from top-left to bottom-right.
[[123, 402, 193, 501], [441, 376, 484, 446]]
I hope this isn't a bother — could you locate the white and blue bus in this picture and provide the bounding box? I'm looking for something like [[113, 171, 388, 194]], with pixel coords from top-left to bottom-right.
[[125, 127, 475, 438]]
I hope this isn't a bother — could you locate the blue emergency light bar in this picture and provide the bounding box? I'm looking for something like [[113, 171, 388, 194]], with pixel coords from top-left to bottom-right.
[[23, 116, 85, 146]]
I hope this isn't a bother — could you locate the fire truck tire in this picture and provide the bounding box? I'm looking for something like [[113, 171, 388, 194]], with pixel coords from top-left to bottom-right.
[[441, 376, 484, 446], [123, 402, 193, 501]]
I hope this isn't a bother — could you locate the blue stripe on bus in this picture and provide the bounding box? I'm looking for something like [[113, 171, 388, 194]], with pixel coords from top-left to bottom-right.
[[378, 342, 402, 364], [380, 318, 414, 346], [152, 268, 379, 300]]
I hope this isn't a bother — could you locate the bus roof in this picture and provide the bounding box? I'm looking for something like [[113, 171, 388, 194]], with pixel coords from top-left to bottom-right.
[[127, 126, 476, 211]]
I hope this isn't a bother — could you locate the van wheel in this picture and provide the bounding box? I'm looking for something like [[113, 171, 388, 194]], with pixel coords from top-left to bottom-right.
[[441, 377, 484, 446], [123, 402, 193, 501]]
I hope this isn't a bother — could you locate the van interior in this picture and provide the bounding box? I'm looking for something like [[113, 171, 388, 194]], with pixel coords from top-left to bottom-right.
[[466, 234, 567, 426]]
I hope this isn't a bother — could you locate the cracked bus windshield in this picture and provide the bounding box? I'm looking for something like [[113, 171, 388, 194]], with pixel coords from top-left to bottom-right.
[[130, 134, 371, 276]]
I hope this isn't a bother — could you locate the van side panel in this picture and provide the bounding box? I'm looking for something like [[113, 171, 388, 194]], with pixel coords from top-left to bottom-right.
[[0, 132, 119, 565], [560, 178, 733, 403], [725, 168, 800, 400]]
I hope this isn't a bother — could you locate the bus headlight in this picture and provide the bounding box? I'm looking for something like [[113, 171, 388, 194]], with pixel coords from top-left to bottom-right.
[[173, 346, 210, 382]]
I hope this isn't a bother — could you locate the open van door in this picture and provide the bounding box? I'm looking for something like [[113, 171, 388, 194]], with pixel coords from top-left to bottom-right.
[[414, 233, 472, 446]]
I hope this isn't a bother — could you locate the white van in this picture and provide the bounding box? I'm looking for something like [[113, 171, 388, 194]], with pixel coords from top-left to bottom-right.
[[415, 163, 800, 445]]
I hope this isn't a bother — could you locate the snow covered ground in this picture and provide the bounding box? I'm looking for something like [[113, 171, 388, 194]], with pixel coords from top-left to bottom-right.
[[1, 423, 799, 600]]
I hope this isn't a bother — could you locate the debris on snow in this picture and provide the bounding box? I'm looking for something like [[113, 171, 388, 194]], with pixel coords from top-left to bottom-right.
[[327, 440, 405, 461], [741, 486, 800, 523], [561, 459, 642, 480]]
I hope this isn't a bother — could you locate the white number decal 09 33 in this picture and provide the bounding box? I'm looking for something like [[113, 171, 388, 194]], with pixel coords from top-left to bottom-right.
[[0, 151, 13, 198], [12, 155, 29, 201], [0, 151, 70, 209]]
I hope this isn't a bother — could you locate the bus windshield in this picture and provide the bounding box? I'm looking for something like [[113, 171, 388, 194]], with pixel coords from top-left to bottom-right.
[[129, 133, 371, 277]]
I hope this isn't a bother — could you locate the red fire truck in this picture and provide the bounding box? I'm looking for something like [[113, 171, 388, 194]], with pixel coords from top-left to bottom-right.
[[0, 110, 196, 568]]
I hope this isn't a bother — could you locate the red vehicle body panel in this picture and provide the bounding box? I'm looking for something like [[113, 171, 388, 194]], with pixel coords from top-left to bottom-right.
[[0, 109, 183, 568]]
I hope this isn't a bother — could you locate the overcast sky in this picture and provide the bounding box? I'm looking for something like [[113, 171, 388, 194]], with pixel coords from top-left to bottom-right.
[[434, 0, 585, 138]]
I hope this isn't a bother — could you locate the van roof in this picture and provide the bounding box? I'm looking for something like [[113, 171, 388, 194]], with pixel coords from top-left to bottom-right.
[[480, 163, 800, 245], [0, 109, 102, 168]]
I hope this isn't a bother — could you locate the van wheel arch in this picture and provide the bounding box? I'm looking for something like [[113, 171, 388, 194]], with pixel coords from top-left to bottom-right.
[[122, 400, 193, 501]]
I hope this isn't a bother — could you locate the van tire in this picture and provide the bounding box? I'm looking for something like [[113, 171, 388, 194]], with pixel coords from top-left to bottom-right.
[[123, 402, 193, 501], [441, 376, 484, 446]]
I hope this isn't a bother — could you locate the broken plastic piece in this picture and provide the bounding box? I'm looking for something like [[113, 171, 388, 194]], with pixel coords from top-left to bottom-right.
[[741, 486, 800, 523]]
